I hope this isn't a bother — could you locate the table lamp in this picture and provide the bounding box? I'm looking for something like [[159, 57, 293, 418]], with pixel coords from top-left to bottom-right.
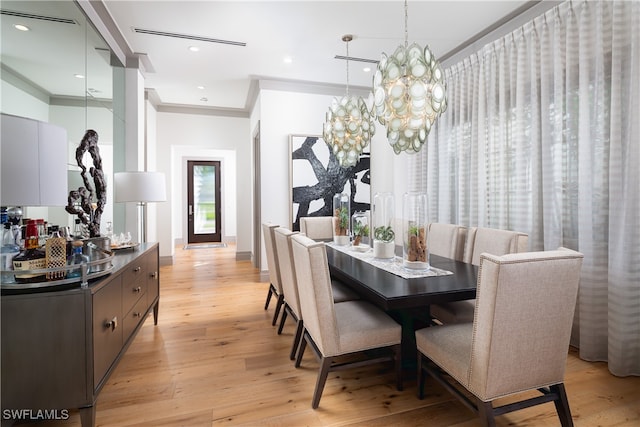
[[114, 171, 166, 243]]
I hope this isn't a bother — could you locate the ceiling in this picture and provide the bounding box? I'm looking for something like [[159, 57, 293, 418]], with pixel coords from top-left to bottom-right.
[[2, 1, 545, 113]]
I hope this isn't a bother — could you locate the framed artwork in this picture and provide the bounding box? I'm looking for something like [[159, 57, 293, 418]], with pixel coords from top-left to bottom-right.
[[289, 134, 370, 231]]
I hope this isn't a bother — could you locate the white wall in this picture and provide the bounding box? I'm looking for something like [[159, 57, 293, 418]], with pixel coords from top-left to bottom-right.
[[1, 81, 49, 121], [155, 112, 250, 260], [255, 88, 406, 271]]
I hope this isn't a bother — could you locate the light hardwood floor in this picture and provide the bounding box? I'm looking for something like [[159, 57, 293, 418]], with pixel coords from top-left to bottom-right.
[[43, 244, 640, 426]]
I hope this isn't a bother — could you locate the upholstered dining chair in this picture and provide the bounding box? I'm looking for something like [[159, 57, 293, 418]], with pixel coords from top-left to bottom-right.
[[273, 226, 304, 360], [262, 222, 284, 326], [430, 227, 528, 324], [426, 222, 467, 261], [298, 217, 360, 303], [290, 233, 403, 409], [416, 248, 584, 427], [299, 216, 335, 242]]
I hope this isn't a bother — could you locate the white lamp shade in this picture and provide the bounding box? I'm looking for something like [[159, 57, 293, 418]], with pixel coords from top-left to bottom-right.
[[114, 171, 166, 203], [1, 114, 68, 206]]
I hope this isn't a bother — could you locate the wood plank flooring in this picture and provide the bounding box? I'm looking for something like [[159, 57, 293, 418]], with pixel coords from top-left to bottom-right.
[[31, 244, 640, 426]]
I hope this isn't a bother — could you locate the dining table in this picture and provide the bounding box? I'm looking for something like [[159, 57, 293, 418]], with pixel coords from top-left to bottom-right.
[[325, 244, 478, 311], [325, 243, 479, 369]]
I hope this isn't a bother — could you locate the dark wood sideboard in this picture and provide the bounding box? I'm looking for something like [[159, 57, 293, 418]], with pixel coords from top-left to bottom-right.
[[1, 242, 160, 427]]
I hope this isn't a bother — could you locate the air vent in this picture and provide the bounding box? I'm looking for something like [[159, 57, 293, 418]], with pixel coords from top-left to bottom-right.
[[133, 28, 246, 47], [334, 55, 378, 64], [0, 9, 76, 25]]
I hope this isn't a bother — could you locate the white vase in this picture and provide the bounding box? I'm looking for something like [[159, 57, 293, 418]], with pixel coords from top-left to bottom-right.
[[373, 240, 395, 259], [334, 235, 350, 246]]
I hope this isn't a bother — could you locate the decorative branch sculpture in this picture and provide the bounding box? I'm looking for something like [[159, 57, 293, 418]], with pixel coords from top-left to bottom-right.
[[65, 130, 106, 238]]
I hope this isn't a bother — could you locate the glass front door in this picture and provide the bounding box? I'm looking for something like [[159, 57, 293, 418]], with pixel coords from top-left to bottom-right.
[[187, 160, 222, 243]]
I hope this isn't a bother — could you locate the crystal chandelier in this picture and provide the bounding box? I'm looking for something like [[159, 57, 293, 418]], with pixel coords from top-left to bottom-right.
[[323, 35, 375, 168], [372, 0, 447, 154]]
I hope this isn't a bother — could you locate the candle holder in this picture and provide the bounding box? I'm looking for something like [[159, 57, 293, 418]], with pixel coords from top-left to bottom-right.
[[402, 192, 429, 270], [372, 192, 395, 259], [333, 193, 351, 246]]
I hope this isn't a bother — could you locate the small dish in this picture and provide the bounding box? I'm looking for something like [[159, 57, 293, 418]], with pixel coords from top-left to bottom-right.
[[351, 244, 370, 253]]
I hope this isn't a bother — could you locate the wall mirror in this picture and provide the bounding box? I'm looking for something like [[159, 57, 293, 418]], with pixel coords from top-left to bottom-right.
[[1, 0, 124, 235]]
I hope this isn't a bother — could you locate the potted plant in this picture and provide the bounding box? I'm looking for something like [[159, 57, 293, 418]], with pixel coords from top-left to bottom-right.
[[333, 194, 351, 246], [373, 225, 396, 259], [402, 192, 430, 270], [405, 224, 427, 265], [352, 215, 369, 247]]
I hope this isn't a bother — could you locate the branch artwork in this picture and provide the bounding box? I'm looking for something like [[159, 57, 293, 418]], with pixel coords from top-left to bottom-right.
[[65, 129, 106, 237], [290, 135, 370, 231]]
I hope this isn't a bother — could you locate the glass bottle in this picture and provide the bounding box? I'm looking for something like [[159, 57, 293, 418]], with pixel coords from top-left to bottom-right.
[[1, 223, 20, 284], [67, 240, 90, 279], [73, 219, 84, 239], [45, 226, 67, 280], [402, 192, 430, 271], [333, 193, 351, 246], [372, 192, 396, 259], [12, 220, 47, 283]]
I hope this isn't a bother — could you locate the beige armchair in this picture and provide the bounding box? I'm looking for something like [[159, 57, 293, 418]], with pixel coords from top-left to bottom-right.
[[273, 227, 304, 360], [290, 234, 402, 409], [416, 248, 583, 426], [430, 226, 528, 324], [298, 217, 359, 303], [426, 222, 467, 261], [262, 223, 284, 326], [299, 216, 335, 242]]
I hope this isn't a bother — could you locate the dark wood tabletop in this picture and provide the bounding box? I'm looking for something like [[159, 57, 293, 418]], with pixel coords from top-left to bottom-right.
[[325, 245, 478, 312]]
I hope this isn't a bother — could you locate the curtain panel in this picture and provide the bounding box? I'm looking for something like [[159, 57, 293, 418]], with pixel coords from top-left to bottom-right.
[[414, 0, 639, 376]]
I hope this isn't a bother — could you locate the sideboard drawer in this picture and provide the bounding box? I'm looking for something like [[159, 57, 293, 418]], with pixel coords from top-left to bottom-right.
[[92, 274, 123, 389], [122, 295, 147, 343], [122, 263, 147, 314]]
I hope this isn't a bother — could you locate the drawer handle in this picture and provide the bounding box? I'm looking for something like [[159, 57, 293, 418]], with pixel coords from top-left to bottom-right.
[[133, 267, 141, 273], [133, 286, 142, 293], [150, 271, 158, 279], [133, 312, 142, 318], [104, 316, 118, 331]]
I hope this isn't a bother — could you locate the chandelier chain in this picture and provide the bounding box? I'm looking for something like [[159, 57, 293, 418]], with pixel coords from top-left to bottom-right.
[[345, 39, 350, 96], [404, 0, 408, 48]]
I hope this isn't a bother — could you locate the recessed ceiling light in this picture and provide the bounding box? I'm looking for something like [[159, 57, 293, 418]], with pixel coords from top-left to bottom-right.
[[200, 97, 208, 102], [74, 74, 85, 79], [363, 67, 371, 73], [197, 85, 205, 90], [189, 46, 200, 52], [14, 24, 29, 31], [283, 56, 293, 64]]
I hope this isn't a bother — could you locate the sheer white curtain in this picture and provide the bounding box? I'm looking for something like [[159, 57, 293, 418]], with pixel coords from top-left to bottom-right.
[[414, 0, 639, 376]]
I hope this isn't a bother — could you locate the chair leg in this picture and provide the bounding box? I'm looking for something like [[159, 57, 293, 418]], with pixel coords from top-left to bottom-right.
[[264, 284, 274, 310], [393, 344, 403, 391], [552, 383, 574, 427], [295, 333, 308, 368], [290, 319, 304, 360], [417, 352, 425, 399], [277, 305, 288, 335], [478, 401, 496, 427], [271, 294, 285, 326], [311, 356, 333, 409]]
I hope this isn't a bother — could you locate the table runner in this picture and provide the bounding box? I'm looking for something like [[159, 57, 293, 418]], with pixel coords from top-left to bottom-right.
[[326, 242, 453, 279]]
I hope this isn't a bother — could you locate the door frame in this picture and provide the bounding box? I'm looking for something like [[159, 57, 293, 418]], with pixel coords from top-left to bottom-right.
[[184, 158, 223, 244]]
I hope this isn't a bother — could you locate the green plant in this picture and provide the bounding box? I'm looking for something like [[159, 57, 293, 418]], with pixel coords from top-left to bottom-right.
[[336, 206, 349, 230], [374, 225, 395, 242], [353, 222, 369, 237]]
